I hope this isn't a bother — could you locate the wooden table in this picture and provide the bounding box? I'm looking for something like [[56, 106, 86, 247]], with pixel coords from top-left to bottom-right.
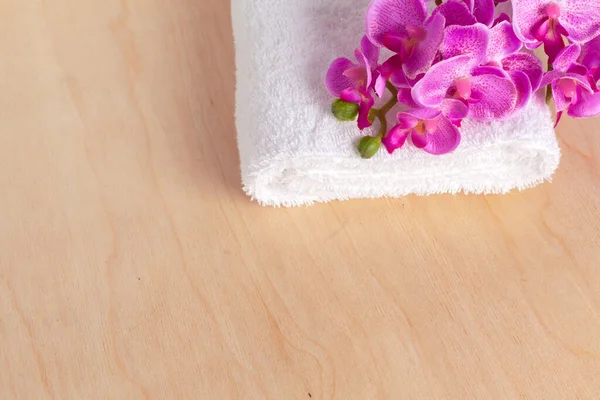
[[1, 1, 600, 398]]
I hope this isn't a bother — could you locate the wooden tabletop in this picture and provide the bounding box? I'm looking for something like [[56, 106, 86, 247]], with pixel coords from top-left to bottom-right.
[[2, 1, 600, 399]]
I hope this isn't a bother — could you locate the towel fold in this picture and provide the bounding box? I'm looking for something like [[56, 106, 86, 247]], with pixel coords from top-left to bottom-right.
[[232, 0, 561, 206]]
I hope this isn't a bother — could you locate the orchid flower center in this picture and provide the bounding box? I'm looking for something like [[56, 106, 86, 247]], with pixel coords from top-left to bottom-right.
[[414, 119, 438, 136], [557, 78, 578, 98], [536, 3, 564, 43], [455, 77, 472, 100], [343, 66, 368, 88], [402, 25, 427, 55], [546, 3, 561, 20]]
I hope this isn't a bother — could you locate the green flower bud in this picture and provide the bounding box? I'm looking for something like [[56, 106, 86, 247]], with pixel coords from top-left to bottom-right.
[[331, 99, 359, 121], [357, 136, 381, 159]]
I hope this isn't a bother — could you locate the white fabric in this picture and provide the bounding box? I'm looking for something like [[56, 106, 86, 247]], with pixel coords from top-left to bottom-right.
[[232, 0, 561, 207]]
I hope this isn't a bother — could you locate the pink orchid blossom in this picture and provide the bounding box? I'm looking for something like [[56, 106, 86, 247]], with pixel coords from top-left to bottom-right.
[[541, 44, 600, 119], [382, 100, 468, 155], [413, 24, 518, 121], [366, 0, 446, 84], [512, 0, 600, 62], [325, 36, 380, 129]]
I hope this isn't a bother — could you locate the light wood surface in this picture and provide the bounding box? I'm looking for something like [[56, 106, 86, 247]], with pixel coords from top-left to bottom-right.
[[1, 1, 600, 399]]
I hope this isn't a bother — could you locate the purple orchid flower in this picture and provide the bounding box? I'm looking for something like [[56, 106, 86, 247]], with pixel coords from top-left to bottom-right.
[[382, 99, 469, 155], [541, 44, 600, 120], [431, 0, 477, 27], [325, 36, 380, 129], [484, 20, 543, 110], [412, 23, 518, 121], [512, 0, 600, 63], [460, 0, 496, 26], [579, 34, 600, 89], [366, 0, 446, 84]]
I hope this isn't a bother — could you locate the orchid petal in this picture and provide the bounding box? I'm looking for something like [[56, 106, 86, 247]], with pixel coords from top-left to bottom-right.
[[486, 21, 522, 62], [471, 0, 495, 26], [512, 0, 547, 44], [411, 130, 429, 148], [403, 13, 446, 80], [415, 116, 461, 155], [561, 0, 600, 43], [360, 36, 380, 67], [568, 90, 600, 118], [440, 98, 469, 120], [502, 52, 543, 91], [468, 74, 517, 120], [397, 88, 419, 108], [473, 65, 510, 78], [439, 23, 490, 67], [340, 87, 362, 103], [431, 0, 477, 27], [580, 35, 600, 71], [552, 43, 581, 72], [382, 125, 410, 153], [412, 55, 472, 107], [366, 0, 428, 47], [508, 70, 533, 112], [325, 58, 357, 97]]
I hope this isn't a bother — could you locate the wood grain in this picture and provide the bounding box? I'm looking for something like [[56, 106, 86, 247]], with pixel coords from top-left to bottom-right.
[[1, 1, 600, 399]]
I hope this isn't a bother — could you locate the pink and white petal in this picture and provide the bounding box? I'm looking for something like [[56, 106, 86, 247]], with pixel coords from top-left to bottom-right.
[[561, 0, 600, 43], [354, 50, 374, 88], [397, 88, 419, 107], [551, 80, 572, 112], [473, 65, 510, 78], [325, 58, 357, 97], [486, 21, 522, 62], [508, 70, 533, 111], [539, 69, 565, 88], [403, 13, 446, 80], [552, 43, 581, 72], [511, 0, 548, 43], [439, 23, 490, 67], [410, 131, 430, 148], [430, 0, 477, 27], [340, 87, 362, 104], [580, 34, 600, 70], [468, 74, 517, 120], [421, 116, 461, 155], [411, 55, 473, 107], [561, 72, 594, 92], [357, 93, 376, 130], [390, 70, 410, 88], [396, 112, 421, 130], [568, 90, 600, 118], [360, 36, 380, 67], [502, 52, 544, 90], [472, 0, 495, 26], [567, 63, 588, 77], [382, 125, 410, 153], [366, 0, 428, 46], [344, 65, 369, 88], [375, 54, 404, 96], [440, 98, 469, 120]]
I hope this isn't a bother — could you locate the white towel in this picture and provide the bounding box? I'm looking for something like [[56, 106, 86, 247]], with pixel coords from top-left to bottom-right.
[[232, 0, 561, 207]]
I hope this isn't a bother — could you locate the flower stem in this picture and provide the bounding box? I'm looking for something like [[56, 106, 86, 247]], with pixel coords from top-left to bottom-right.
[[372, 82, 399, 138], [546, 62, 554, 105]]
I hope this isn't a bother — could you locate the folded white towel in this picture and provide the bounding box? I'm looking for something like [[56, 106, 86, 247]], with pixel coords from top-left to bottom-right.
[[232, 0, 561, 206]]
